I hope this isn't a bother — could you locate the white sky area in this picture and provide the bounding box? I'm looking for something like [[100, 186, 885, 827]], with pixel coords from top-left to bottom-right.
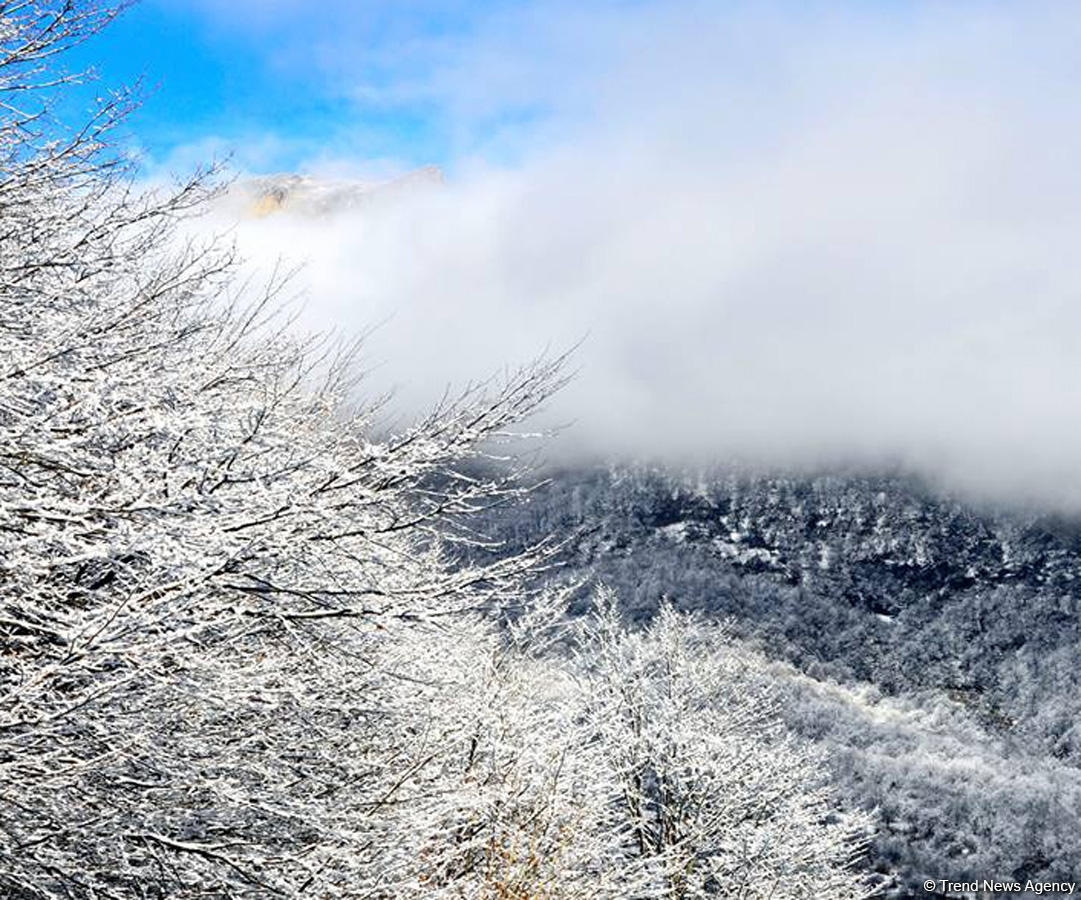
[[198, 2, 1081, 510]]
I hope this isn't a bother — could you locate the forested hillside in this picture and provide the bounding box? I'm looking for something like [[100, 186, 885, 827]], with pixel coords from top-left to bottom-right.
[[480, 463, 1081, 896]]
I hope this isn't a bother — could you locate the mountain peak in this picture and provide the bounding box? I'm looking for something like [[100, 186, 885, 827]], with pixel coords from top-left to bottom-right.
[[232, 166, 444, 218]]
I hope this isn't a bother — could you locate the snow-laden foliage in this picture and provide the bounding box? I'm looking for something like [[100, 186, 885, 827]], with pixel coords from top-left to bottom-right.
[[324, 596, 874, 899], [575, 596, 872, 899], [0, 3, 873, 896]]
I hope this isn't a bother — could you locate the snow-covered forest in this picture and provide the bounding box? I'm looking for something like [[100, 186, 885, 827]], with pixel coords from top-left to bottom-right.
[[478, 464, 1081, 896], [0, 4, 877, 897]]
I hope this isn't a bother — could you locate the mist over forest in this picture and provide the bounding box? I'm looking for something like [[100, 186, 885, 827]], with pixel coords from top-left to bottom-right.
[[211, 0, 1081, 512]]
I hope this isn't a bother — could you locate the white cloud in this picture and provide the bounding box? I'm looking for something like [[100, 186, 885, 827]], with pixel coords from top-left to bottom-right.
[[207, 1, 1081, 509]]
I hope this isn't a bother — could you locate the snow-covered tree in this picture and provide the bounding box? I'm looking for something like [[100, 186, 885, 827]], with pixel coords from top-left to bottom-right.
[[575, 594, 874, 899], [364, 604, 619, 898], [0, 3, 567, 895]]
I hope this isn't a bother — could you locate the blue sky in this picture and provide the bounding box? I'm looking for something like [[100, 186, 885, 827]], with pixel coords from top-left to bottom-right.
[[61, 0, 944, 177], [63, 0, 543, 174]]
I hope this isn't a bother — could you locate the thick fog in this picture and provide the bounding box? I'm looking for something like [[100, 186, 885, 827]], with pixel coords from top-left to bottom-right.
[[204, 2, 1081, 509]]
